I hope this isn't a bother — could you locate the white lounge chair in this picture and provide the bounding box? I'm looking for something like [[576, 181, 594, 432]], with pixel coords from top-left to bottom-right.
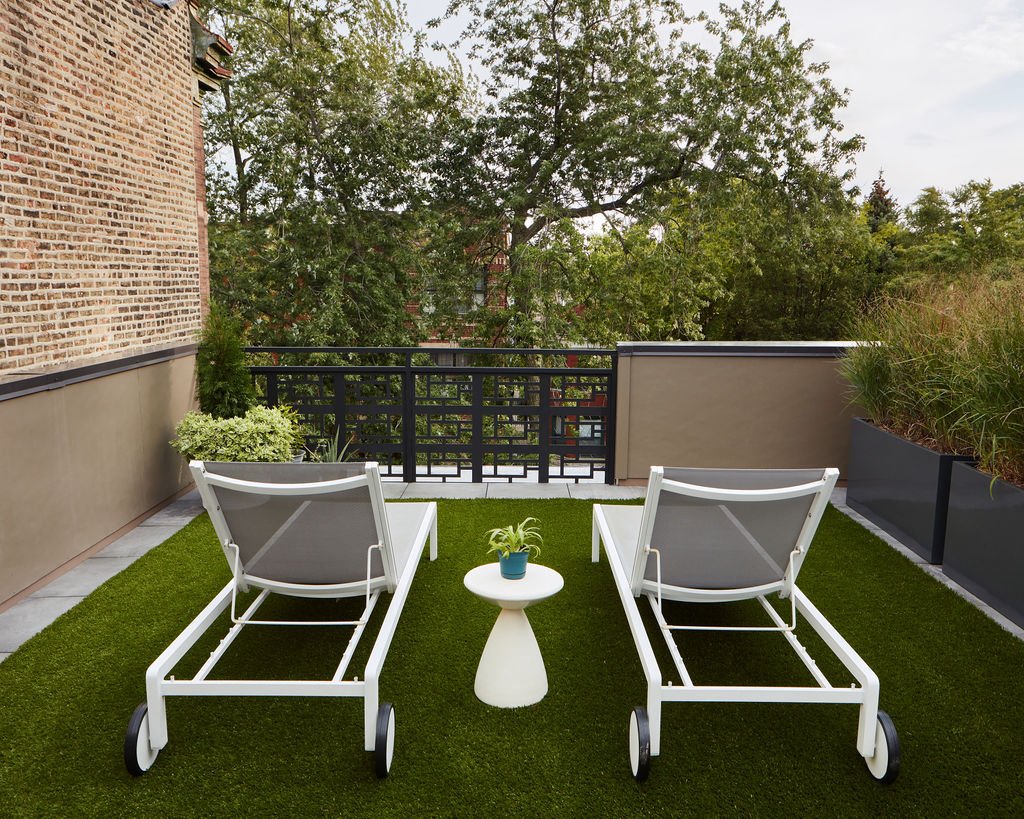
[[124, 461, 437, 779], [592, 466, 899, 783]]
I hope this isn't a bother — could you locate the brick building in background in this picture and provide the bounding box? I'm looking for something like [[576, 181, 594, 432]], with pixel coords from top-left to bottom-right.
[[0, 0, 229, 607]]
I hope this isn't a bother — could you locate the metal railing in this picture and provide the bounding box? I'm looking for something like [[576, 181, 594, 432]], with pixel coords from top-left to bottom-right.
[[246, 347, 617, 484]]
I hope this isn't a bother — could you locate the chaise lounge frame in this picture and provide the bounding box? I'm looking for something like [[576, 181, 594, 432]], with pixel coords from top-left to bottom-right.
[[123, 460, 437, 779], [592, 466, 899, 783]]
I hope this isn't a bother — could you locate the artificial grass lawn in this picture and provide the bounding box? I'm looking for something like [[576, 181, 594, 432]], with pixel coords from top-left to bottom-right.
[[1, 500, 1023, 817]]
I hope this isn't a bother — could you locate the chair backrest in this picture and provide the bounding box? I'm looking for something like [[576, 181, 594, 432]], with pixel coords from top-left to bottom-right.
[[190, 461, 397, 591], [630, 466, 839, 596]]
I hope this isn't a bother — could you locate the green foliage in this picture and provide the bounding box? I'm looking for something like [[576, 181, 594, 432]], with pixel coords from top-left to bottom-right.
[[842, 293, 966, 450], [199, 2, 1019, 349], [951, 281, 1024, 485], [485, 517, 544, 558], [564, 177, 876, 343], [842, 278, 1024, 485], [309, 429, 357, 463], [196, 303, 256, 419], [204, 0, 469, 346], [865, 173, 899, 233], [275, 403, 309, 454], [894, 181, 1024, 287], [171, 406, 300, 462], [696, 179, 879, 340], [567, 209, 727, 344], [425, 0, 863, 346]]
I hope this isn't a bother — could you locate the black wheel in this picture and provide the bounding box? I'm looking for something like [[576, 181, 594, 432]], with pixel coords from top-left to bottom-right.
[[628, 706, 651, 783], [374, 702, 396, 778], [124, 703, 159, 776], [864, 710, 900, 784]]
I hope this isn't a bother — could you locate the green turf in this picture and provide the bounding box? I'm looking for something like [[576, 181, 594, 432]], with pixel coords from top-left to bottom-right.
[[1, 499, 1023, 816]]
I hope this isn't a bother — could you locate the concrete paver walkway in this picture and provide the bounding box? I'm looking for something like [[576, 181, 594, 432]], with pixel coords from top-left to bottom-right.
[[0, 491, 205, 662]]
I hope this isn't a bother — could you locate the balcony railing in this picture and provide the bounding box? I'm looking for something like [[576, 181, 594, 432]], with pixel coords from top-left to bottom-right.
[[247, 347, 617, 484]]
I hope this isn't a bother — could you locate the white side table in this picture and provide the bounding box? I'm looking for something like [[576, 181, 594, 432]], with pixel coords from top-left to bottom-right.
[[463, 563, 564, 708]]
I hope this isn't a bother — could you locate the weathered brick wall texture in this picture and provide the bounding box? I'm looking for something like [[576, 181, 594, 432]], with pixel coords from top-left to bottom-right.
[[0, 0, 203, 373], [193, 104, 210, 316]]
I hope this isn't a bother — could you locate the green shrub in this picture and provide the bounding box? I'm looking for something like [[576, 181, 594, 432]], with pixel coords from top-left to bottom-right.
[[275, 403, 309, 454], [170, 406, 299, 462], [196, 303, 256, 419], [842, 278, 1024, 485]]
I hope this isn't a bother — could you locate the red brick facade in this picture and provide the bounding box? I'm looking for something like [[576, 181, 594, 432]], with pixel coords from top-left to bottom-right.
[[0, 0, 206, 373]]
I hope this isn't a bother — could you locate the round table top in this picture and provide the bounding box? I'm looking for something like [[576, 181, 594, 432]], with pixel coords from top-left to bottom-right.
[[464, 563, 564, 609]]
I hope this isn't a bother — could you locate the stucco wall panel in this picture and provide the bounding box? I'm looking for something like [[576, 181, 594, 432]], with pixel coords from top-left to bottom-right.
[[0, 391, 78, 601], [615, 345, 861, 482], [136, 354, 198, 495], [0, 357, 196, 604]]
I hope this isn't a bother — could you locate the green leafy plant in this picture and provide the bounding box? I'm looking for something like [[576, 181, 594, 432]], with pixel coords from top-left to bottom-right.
[[955, 280, 1024, 486], [310, 430, 358, 463], [485, 517, 543, 559], [170, 406, 299, 463], [196, 302, 256, 419], [275, 404, 308, 455]]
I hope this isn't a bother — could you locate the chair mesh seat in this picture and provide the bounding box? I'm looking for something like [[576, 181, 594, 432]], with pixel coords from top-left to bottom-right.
[[204, 462, 382, 586], [648, 468, 822, 591]]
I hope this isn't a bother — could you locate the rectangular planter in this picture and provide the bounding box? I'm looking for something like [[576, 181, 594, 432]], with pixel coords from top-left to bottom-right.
[[846, 418, 972, 564], [943, 462, 1024, 629]]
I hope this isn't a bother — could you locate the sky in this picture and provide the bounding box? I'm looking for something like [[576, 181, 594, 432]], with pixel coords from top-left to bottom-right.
[[406, 0, 1024, 209]]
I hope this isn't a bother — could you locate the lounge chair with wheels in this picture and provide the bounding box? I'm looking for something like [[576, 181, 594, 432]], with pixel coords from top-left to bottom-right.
[[592, 466, 900, 783], [124, 461, 437, 779]]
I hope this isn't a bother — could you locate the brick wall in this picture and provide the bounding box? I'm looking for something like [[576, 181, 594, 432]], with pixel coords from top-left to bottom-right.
[[0, 0, 204, 373], [193, 102, 211, 317]]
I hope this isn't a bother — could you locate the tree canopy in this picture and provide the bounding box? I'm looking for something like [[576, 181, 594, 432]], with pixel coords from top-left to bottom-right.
[[201, 1, 1021, 349], [539, 174, 878, 345], [204, 0, 467, 345], [900, 180, 1024, 279], [865, 172, 898, 233], [423, 0, 863, 345]]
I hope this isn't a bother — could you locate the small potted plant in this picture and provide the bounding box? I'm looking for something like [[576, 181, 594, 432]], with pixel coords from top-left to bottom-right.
[[486, 518, 543, 580]]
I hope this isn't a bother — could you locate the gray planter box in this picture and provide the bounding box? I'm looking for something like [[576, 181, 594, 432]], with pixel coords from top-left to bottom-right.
[[846, 418, 972, 564], [944, 462, 1024, 629]]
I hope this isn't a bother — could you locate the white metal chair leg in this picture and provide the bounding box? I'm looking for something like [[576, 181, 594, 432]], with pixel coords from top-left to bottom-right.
[[647, 687, 662, 756], [364, 671, 379, 752], [144, 674, 168, 751], [143, 581, 236, 749], [591, 519, 601, 563], [856, 682, 881, 757], [429, 510, 438, 561]]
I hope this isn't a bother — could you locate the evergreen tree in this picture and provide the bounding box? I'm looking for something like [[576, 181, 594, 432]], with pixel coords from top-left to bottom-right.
[[865, 172, 898, 232], [196, 302, 256, 419]]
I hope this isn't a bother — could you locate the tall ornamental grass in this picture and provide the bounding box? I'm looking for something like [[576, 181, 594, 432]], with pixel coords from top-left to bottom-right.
[[842, 278, 1024, 486]]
